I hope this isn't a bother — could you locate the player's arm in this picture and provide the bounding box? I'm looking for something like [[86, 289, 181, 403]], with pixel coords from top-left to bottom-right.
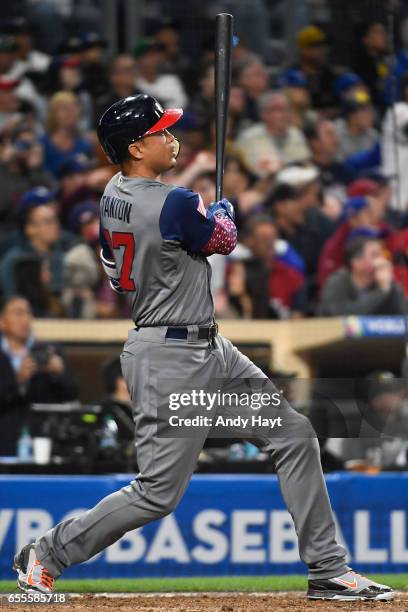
[[159, 187, 237, 255], [99, 223, 124, 293]]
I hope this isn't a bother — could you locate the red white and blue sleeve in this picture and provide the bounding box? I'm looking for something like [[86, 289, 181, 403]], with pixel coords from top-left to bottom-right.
[[159, 187, 237, 255]]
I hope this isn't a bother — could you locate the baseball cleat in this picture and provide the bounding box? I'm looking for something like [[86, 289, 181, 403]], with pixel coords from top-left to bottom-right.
[[307, 570, 394, 601], [13, 543, 55, 593]]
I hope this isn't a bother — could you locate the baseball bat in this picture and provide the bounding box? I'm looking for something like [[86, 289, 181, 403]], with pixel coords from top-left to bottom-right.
[[215, 13, 233, 201]]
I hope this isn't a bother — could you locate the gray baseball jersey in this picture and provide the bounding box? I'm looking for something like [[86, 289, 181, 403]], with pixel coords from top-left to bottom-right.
[[99, 172, 236, 326]]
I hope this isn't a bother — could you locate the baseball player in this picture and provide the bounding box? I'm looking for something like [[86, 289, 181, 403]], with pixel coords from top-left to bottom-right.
[[14, 95, 393, 601]]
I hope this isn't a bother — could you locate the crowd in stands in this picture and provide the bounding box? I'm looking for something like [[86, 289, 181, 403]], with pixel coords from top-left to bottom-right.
[[0, 15, 408, 322]]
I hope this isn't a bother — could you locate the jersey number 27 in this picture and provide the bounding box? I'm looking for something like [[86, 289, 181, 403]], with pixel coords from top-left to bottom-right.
[[103, 229, 136, 291]]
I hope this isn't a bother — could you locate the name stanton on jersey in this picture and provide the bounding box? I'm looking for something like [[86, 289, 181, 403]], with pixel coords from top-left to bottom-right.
[[101, 195, 132, 223]]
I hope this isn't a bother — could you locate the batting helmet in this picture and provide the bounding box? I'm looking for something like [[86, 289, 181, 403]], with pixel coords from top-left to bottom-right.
[[97, 94, 183, 164]]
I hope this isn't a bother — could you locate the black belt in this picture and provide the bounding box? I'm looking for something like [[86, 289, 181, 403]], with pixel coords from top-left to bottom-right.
[[166, 323, 218, 341]]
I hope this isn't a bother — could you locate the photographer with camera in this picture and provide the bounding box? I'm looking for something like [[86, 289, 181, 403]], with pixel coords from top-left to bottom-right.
[[0, 295, 78, 455]]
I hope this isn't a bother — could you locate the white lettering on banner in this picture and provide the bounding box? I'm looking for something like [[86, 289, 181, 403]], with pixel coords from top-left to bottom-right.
[[231, 511, 267, 562], [391, 511, 408, 562], [269, 511, 299, 562], [107, 530, 147, 563], [17, 510, 52, 553], [354, 511, 387, 562], [192, 510, 228, 563], [146, 514, 190, 563], [0, 510, 13, 552]]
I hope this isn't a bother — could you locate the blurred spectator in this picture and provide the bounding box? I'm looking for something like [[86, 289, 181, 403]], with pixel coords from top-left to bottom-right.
[[188, 61, 215, 134], [133, 38, 188, 108], [235, 90, 310, 177], [94, 55, 140, 127], [0, 187, 76, 297], [1, 17, 50, 82], [228, 214, 307, 318], [0, 119, 55, 242], [335, 89, 378, 159], [13, 255, 63, 318], [353, 22, 389, 111], [294, 25, 337, 113], [318, 236, 406, 316], [237, 55, 269, 123], [382, 73, 408, 211], [58, 155, 94, 226], [0, 76, 24, 130], [342, 371, 408, 470], [274, 166, 335, 277], [277, 68, 314, 130], [0, 295, 78, 454], [100, 357, 134, 449], [62, 201, 100, 318], [317, 195, 381, 288], [40, 91, 95, 177], [152, 19, 190, 80], [333, 72, 365, 104], [43, 56, 93, 130], [80, 31, 109, 101], [304, 116, 355, 190]]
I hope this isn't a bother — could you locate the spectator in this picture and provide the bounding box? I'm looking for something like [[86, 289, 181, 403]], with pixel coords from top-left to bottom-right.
[[237, 55, 269, 123], [94, 55, 140, 127], [58, 155, 94, 226], [80, 31, 109, 101], [274, 166, 335, 277], [0, 187, 76, 297], [317, 195, 380, 289], [342, 372, 408, 470], [382, 73, 408, 211], [0, 295, 78, 454], [13, 255, 63, 318], [335, 89, 378, 160], [236, 90, 310, 176], [304, 116, 355, 190], [294, 26, 337, 113], [318, 236, 406, 316], [333, 72, 365, 104], [277, 68, 314, 130], [188, 61, 215, 134], [0, 76, 24, 130], [0, 119, 55, 242], [62, 201, 100, 318], [133, 38, 188, 108], [152, 19, 190, 80], [230, 214, 307, 318], [100, 357, 133, 434], [0, 17, 50, 82], [40, 91, 95, 178], [353, 22, 389, 111], [43, 56, 93, 131]]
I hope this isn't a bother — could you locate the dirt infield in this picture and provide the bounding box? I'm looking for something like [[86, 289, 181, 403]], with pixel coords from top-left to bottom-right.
[[1, 592, 407, 612]]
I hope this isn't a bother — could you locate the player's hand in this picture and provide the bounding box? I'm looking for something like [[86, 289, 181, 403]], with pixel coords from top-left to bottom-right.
[[208, 198, 235, 221], [17, 356, 37, 384]]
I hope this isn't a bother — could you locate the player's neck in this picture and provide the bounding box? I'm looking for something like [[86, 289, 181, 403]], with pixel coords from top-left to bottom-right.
[[121, 160, 160, 181]]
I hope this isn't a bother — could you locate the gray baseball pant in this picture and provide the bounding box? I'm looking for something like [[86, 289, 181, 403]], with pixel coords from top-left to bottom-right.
[[35, 326, 349, 579]]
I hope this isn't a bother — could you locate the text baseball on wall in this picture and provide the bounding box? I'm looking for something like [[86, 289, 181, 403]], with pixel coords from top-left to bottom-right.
[[1, 474, 408, 578]]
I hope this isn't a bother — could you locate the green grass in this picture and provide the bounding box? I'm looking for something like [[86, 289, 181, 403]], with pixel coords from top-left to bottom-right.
[[1, 574, 408, 593]]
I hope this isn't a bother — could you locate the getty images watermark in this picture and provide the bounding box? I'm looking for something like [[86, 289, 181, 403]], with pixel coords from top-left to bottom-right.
[[166, 389, 284, 431]]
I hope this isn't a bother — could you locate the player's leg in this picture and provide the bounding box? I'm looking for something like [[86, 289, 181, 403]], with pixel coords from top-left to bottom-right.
[[217, 335, 393, 601], [15, 332, 214, 590]]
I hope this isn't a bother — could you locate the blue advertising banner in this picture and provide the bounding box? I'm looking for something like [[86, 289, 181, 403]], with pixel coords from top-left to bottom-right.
[[344, 316, 408, 337], [1, 473, 408, 579]]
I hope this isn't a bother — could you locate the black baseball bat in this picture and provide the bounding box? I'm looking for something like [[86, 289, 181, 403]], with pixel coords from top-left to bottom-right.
[[215, 13, 233, 201]]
